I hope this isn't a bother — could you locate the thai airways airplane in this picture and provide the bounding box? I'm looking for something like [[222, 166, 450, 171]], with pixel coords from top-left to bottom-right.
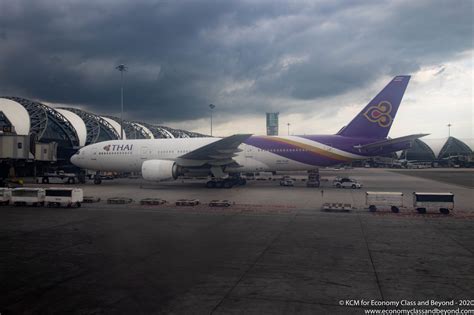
[[71, 75, 427, 187]]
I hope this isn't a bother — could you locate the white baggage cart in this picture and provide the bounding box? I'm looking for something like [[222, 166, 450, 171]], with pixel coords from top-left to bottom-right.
[[366, 192, 404, 213], [45, 188, 84, 208], [413, 192, 454, 214], [209, 200, 232, 207], [0, 188, 12, 205], [176, 199, 200, 206], [11, 188, 45, 206]]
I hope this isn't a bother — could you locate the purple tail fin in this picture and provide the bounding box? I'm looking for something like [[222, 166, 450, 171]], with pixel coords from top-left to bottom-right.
[[337, 75, 411, 139]]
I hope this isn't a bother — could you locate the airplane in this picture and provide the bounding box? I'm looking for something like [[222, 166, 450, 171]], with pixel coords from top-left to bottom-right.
[[71, 75, 428, 188]]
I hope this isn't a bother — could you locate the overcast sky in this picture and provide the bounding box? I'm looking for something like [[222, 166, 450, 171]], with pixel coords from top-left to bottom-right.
[[0, 0, 472, 138]]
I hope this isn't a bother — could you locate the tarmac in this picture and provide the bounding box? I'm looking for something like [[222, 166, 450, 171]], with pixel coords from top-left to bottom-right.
[[1, 168, 473, 314]]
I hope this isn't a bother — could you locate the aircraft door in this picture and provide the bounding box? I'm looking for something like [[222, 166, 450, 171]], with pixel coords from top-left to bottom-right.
[[140, 146, 149, 160], [91, 147, 98, 160]]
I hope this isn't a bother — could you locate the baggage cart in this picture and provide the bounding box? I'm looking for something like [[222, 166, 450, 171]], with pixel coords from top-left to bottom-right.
[[11, 188, 45, 206], [366, 191, 404, 213], [322, 203, 353, 212], [176, 199, 200, 206], [140, 198, 167, 205], [0, 188, 12, 205], [209, 200, 231, 207], [45, 187, 83, 208], [413, 192, 454, 214]]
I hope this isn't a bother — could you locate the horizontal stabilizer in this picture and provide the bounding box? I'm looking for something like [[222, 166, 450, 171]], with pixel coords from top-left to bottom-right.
[[354, 134, 429, 153]]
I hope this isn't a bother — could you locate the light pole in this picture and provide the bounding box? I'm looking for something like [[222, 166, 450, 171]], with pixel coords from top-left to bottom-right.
[[209, 104, 215, 136], [447, 123, 452, 138], [287, 123, 290, 136], [116, 64, 127, 139]]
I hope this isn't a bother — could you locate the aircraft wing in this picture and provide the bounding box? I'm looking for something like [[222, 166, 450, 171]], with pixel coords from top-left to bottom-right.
[[354, 134, 429, 153], [177, 134, 252, 167]]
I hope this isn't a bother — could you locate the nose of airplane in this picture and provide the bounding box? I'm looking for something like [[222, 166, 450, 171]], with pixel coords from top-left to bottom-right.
[[70, 153, 80, 166]]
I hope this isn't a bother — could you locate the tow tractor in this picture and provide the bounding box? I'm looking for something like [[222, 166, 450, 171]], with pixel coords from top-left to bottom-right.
[[37, 171, 79, 184]]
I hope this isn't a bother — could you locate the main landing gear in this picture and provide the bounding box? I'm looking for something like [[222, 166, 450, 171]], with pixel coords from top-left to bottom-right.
[[206, 177, 247, 189], [93, 172, 102, 185]]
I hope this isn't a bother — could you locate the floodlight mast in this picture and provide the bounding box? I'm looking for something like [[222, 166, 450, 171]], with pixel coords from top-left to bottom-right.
[[209, 104, 215, 136], [116, 64, 127, 139]]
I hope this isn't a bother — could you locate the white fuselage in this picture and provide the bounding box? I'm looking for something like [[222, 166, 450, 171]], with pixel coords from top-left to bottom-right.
[[71, 137, 365, 174]]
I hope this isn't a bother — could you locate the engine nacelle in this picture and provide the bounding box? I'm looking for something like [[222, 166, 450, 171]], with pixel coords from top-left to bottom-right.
[[141, 160, 180, 181]]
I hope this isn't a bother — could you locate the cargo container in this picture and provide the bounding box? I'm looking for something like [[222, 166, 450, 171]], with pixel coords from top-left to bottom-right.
[[413, 192, 454, 214], [11, 188, 45, 206], [366, 192, 403, 213], [45, 188, 83, 208]]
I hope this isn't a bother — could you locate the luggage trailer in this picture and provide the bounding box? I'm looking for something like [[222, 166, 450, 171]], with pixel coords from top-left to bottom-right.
[[45, 188, 84, 208], [0, 188, 12, 205], [11, 188, 45, 206], [366, 191, 404, 213], [413, 192, 454, 214]]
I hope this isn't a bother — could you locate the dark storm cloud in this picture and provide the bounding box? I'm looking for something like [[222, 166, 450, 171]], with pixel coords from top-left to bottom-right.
[[0, 0, 471, 122]]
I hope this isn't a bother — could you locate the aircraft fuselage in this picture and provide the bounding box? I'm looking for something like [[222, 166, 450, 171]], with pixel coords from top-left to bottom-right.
[[71, 134, 404, 173]]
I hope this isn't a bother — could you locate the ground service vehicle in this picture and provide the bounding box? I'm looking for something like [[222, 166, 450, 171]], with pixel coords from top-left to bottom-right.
[[280, 178, 295, 186], [306, 179, 320, 187], [366, 191, 403, 213], [333, 177, 362, 189], [38, 171, 78, 184], [413, 192, 454, 214], [11, 188, 45, 206], [45, 188, 84, 208], [306, 170, 320, 187]]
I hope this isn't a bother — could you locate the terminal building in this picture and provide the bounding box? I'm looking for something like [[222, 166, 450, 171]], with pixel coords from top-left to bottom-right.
[[362, 137, 474, 168], [399, 138, 474, 167], [0, 97, 206, 178]]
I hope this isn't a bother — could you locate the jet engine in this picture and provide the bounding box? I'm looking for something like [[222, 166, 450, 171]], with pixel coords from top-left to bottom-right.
[[141, 160, 182, 181]]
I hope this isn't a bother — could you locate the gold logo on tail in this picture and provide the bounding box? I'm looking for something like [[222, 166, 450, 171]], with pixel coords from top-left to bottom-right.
[[363, 101, 393, 128]]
